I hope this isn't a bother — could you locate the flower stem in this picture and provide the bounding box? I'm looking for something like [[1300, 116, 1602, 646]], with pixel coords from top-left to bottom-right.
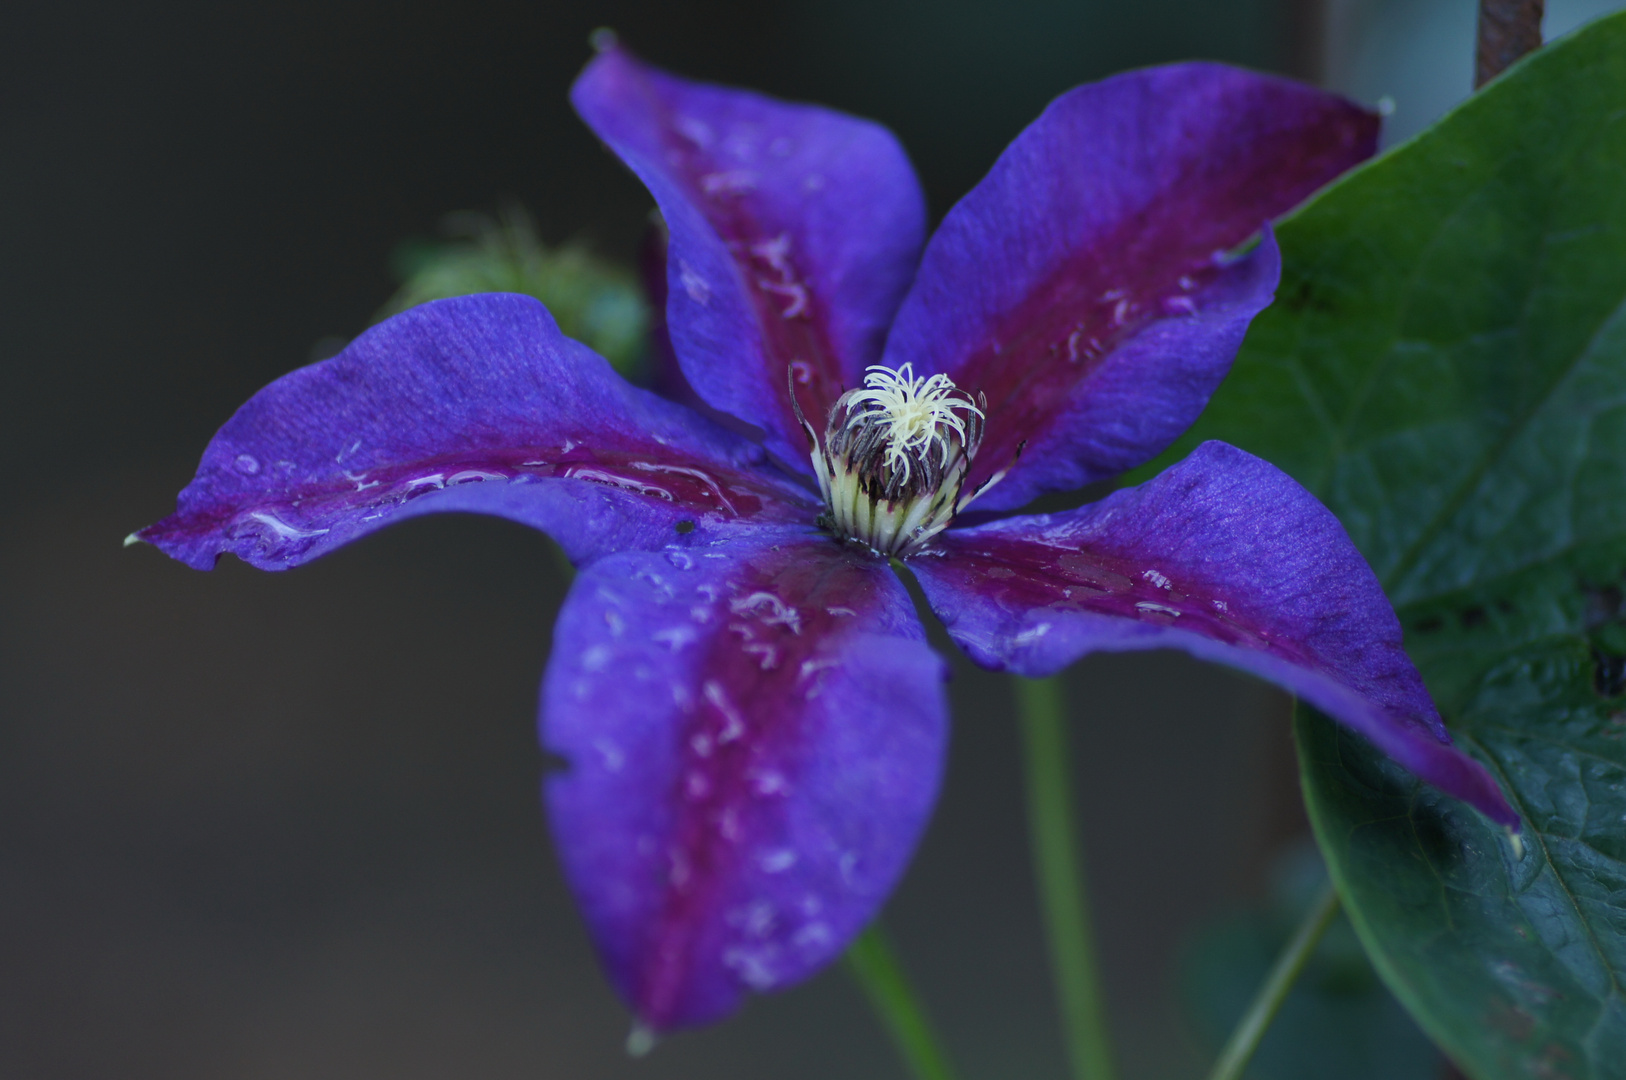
[[1016, 676, 1116, 1080], [1205, 880, 1341, 1080], [845, 924, 959, 1080]]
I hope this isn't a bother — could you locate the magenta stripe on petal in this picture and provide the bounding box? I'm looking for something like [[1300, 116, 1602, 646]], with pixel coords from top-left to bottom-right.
[[543, 528, 947, 1028], [883, 64, 1377, 506], [572, 44, 928, 468], [911, 442, 1516, 826], [138, 294, 814, 571]]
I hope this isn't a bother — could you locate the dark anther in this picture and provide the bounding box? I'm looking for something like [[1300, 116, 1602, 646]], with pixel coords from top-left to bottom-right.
[[1593, 647, 1626, 698], [1583, 584, 1623, 630]]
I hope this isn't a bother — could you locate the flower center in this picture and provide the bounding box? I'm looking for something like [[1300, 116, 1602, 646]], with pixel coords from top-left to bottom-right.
[[794, 363, 990, 556]]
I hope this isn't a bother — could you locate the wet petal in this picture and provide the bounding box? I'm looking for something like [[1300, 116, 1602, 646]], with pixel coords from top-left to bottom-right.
[[543, 528, 947, 1028], [572, 44, 928, 468], [883, 64, 1378, 509], [911, 442, 1516, 825], [137, 294, 814, 571]]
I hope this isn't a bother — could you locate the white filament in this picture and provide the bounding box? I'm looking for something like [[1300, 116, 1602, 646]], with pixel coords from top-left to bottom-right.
[[843, 363, 983, 487]]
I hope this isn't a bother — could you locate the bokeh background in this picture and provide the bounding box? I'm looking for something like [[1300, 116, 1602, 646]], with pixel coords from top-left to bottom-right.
[[3, 1, 1622, 1077]]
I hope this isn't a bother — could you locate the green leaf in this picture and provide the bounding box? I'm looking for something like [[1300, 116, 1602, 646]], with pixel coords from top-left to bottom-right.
[[379, 205, 649, 377], [1148, 12, 1626, 1078]]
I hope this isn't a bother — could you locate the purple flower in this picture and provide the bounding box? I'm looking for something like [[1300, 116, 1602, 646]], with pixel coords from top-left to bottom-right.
[[136, 45, 1516, 1033]]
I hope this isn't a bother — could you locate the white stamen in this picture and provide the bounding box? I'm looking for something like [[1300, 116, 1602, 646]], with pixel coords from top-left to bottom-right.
[[842, 363, 984, 488], [798, 363, 989, 556]]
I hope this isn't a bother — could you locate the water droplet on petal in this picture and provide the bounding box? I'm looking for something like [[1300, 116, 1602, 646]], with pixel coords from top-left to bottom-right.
[[234, 453, 260, 475], [744, 901, 775, 936], [759, 848, 797, 874], [593, 738, 624, 773], [448, 469, 505, 485], [792, 922, 831, 950], [751, 769, 788, 796]]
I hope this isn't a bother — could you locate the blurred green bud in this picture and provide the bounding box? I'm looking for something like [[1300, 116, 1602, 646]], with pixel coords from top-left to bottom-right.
[[379, 204, 649, 379]]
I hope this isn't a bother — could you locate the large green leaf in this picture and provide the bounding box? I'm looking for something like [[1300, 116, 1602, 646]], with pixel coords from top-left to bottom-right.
[[1150, 13, 1626, 1078]]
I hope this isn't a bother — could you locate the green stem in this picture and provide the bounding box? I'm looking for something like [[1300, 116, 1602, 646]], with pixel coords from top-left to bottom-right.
[[1016, 676, 1116, 1080], [845, 924, 959, 1080], [1205, 881, 1341, 1080]]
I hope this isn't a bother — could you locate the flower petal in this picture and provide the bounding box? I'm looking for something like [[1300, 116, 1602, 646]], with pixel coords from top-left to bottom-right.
[[542, 527, 947, 1029], [572, 44, 928, 467], [883, 64, 1379, 509], [138, 294, 814, 571], [911, 442, 1516, 825]]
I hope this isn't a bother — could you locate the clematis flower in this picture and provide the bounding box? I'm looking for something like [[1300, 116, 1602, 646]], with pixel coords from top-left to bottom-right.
[[135, 44, 1517, 1034]]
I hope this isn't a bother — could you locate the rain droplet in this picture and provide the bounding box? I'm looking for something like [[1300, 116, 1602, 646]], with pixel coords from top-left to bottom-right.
[[679, 261, 711, 306], [668, 848, 692, 889], [704, 680, 748, 743], [751, 769, 788, 796], [626, 1024, 657, 1058], [593, 738, 624, 773], [743, 642, 779, 670], [744, 901, 775, 936], [792, 922, 831, 950], [234, 453, 260, 475], [700, 170, 757, 196], [723, 946, 777, 989], [654, 625, 697, 651], [448, 469, 505, 484], [759, 848, 797, 874], [246, 510, 328, 541]]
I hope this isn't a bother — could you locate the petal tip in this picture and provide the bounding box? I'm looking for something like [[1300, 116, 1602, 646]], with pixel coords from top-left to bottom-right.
[[122, 530, 144, 548], [625, 1022, 657, 1057]]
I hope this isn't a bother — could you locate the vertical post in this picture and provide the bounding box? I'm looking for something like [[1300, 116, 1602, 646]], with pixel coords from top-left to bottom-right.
[[1476, 0, 1544, 87]]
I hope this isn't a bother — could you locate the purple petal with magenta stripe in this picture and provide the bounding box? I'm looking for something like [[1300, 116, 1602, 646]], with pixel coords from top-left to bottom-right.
[[572, 44, 928, 468], [883, 64, 1378, 509], [911, 442, 1516, 825], [543, 527, 947, 1028], [137, 294, 814, 571]]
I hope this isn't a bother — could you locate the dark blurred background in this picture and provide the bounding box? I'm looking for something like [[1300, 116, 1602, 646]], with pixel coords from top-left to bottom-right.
[[2, 2, 1618, 1078]]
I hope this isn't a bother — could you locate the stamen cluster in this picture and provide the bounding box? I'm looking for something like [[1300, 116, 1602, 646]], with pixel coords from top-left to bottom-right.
[[797, 364, 987, 556]]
